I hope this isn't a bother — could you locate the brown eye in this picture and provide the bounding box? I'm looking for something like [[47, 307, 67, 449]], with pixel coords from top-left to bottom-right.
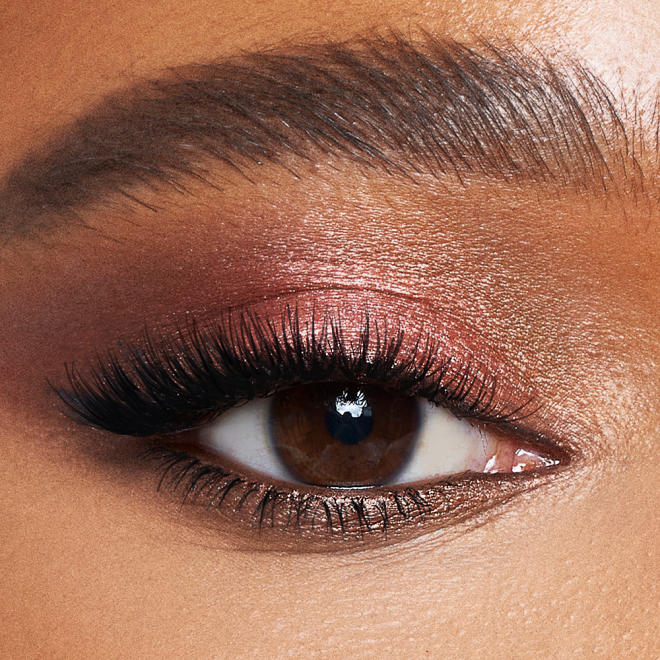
[[197, 383, 559, 490], [269, 383, 420, 487]]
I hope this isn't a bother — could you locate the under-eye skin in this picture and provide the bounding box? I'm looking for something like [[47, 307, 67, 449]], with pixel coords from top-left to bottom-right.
[[56, 304, 571, 547]]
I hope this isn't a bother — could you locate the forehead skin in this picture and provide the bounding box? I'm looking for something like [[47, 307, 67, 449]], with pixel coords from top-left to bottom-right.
[[1, 1, 660, 660]]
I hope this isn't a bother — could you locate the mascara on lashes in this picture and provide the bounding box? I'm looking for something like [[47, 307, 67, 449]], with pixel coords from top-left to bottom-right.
[[54, 306, 565, 544], [56, 306, 533, 436]]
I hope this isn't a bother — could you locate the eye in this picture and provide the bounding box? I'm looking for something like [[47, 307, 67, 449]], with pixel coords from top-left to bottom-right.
[[190, 382, 558, 487], [58, 305, 570, 546]]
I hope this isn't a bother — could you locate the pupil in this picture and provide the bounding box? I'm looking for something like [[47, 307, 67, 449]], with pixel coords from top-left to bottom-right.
[[324, 389, 374, 445]]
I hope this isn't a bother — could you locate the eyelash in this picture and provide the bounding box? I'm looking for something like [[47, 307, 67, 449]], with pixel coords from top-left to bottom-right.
[[57, 305, 531, 433], [55, 304, 562, 546]]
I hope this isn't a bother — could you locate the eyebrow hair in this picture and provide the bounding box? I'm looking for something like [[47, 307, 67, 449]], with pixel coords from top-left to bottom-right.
[[0, 33, 648, 240]]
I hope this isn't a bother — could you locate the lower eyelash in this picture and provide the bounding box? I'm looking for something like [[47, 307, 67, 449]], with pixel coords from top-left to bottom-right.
[[145, 447, 430, 538], [142, 445, 557, 547]]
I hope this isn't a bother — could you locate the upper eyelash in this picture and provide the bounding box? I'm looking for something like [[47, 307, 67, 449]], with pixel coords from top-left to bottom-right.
[[55, 304, 534, 437]]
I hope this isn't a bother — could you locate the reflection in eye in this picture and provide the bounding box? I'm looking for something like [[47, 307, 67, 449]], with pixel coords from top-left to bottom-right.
[[197, 383, 558, 488]]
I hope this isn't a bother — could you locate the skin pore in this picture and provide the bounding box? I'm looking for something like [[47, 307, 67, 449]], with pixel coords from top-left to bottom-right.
[[2, 0, 660, 658]]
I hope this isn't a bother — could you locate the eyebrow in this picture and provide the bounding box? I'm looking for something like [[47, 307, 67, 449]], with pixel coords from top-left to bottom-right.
[[0, 33, 647, 240]]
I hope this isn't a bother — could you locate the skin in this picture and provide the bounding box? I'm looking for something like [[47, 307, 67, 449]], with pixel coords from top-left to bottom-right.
[[1, 0, 660, 658]]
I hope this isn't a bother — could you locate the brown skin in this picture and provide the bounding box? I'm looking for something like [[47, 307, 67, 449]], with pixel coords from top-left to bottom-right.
[[2, 0, 660, 658]]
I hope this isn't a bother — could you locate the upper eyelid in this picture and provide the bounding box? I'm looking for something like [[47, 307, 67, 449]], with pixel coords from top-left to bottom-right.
[[0, 33, 641, 243]]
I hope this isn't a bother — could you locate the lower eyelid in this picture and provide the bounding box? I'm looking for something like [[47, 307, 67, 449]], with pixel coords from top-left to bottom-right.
[[137, 443, 567, 551]]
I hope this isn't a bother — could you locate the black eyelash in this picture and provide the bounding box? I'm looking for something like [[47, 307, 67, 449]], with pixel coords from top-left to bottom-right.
[[137, 445, 536, 544], [142, 446, 434, 539], [55, 304, 532, 437]]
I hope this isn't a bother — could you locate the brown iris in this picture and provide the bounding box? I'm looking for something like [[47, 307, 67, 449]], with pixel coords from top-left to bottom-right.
[[269, 383, 420, 487]]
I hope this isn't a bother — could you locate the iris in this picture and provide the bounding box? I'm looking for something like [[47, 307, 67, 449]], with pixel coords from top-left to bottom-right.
[[270, 383, 420, 487]]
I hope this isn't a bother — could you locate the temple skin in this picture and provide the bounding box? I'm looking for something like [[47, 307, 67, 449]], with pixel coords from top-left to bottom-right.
[[1, 1, 660, 659]]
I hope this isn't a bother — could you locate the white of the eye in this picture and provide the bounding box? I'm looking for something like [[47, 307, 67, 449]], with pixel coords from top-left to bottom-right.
[[196, 396, 496, 484], [197, 398, 290, 481], [388, 402, 494, 485]]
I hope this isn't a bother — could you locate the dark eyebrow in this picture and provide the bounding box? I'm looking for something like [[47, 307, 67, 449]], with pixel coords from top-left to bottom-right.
[[0, 33, 647, 240]]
